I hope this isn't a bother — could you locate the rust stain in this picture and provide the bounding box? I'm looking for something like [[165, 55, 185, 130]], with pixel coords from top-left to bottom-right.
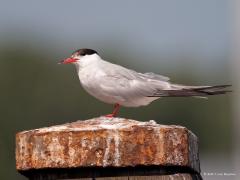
[[16, 117, 199, 173]]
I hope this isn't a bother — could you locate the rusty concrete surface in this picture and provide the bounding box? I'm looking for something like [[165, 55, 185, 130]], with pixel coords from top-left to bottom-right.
[[16, 117, 200, 173]]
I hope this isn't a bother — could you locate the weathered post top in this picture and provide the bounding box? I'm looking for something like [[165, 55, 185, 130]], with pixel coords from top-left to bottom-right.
[[16, 117, 201, 180]]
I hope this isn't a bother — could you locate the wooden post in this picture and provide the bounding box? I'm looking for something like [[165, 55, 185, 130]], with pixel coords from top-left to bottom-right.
[[16, 117, 202, 180]]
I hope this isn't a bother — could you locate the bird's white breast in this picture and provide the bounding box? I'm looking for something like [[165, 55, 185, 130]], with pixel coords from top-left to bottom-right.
[[77, 64, 122, 105]]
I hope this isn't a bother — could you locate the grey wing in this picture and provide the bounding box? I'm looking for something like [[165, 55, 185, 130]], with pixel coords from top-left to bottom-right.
[[139, 72, 170, 82], [98, 73, 154, 100], [98, 64, 170, 99]]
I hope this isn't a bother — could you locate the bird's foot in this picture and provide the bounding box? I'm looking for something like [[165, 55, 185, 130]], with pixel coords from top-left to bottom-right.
[[104, 103, 120, 118], [104, 114, 115, 118]]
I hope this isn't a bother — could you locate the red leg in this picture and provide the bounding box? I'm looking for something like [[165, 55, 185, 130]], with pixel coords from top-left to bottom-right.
[[105, 103, 120, 117]]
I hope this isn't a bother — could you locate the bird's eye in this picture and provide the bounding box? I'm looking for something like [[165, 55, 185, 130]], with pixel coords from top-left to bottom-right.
[[80, 53, 86, 56]]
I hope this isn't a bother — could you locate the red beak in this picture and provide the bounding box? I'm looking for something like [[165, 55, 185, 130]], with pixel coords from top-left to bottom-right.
[[59, 58, 77, 64]]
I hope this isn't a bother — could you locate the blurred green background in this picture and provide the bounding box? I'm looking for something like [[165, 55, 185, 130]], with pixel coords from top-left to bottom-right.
[[0, 0, 238, 180]]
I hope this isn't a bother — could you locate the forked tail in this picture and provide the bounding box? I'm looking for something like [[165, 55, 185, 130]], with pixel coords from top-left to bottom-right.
[[149, 85, 232, 97]]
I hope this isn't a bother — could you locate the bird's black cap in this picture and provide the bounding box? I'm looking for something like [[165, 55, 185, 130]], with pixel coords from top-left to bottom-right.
[[72, 48, 98, 56]]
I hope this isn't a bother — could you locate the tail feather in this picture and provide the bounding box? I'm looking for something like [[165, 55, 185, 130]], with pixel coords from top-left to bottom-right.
[[194, 84, 231, 90], [149, 85, 232, 97]]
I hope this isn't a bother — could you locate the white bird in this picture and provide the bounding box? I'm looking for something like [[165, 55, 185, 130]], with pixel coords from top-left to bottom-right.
[[59, 48, 231, 117]]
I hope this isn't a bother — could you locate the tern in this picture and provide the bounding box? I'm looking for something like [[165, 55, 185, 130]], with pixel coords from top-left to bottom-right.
[[59, 48, 231, 117]]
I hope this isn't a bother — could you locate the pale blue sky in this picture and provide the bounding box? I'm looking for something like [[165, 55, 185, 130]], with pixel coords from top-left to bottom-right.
[[0, 0, 231, 72]]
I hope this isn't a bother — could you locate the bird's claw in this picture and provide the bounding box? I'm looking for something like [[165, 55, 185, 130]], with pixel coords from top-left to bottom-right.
[[104, 114, 115, 118]]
